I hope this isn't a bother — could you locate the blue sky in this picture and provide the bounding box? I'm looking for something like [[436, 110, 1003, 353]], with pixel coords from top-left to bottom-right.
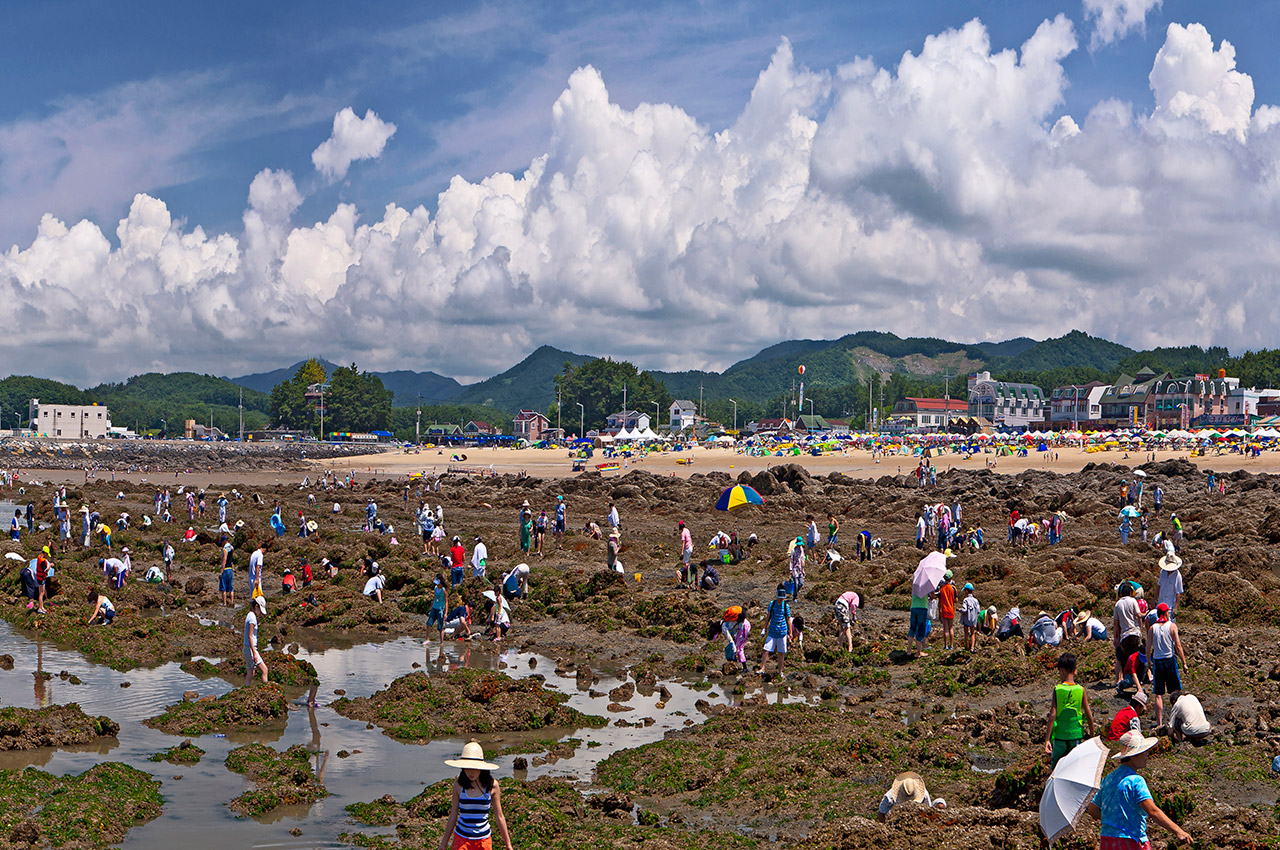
[[6, 0, 1272, 246], [3, 0, 1280, 383]]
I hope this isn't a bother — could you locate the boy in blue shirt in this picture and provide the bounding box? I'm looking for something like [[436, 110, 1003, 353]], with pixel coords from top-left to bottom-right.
[[1087, 730, 1191, 848], [755, 584, 793, 678]]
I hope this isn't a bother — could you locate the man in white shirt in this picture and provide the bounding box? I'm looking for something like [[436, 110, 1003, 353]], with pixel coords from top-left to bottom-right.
[[471, 536, 488, 579], [249, 545, 266, 595], [608, 503, 620, 531], [1157, 554, 1184, 614], [1167, 693, 1212, 743], [363, 567, 386, 603], [243, 596, 268, 685]]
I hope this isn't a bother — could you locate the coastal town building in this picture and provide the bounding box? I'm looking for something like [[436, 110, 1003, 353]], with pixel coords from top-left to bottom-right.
[[669, 400, 697, 430], [35, 403, 111, 439], [463, 420, 499, 436], [1049, 382, 1109, 428], [512, 410, 550, 441], [966, 371, 1048, 429], [1097, 369, 1168, 428], [1148, 372, 1240, 428], [605, 410, 651, 433], [886, 397, 968, 433]]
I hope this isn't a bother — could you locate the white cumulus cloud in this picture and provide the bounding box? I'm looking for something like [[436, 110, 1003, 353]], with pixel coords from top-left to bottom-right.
[[311, 108, 397, 182], [1083, 0, 1162, 50], [3, 17, 1280, 386]]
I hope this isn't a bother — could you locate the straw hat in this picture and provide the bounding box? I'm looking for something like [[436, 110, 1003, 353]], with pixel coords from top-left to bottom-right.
[[888, 771, 928, 804], [1110, 729, 1159, 761], [1158, 554, 1183, 572], [306, 520, 318, 532], [1073, 610, 1092, 626], [445, 739, 498, 770]]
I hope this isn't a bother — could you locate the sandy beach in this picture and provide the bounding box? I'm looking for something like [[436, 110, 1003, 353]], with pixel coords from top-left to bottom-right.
[[319, 443, 1280, 480]]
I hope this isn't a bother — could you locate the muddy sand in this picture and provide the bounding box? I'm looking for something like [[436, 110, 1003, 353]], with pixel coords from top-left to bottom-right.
[[1, 455, 1279, 845]]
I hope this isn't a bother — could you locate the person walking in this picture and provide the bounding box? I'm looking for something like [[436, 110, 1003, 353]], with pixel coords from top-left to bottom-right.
[[243, 596, 268, 685], [1086, 730, 1192, 846], [959, 583, 980, 652], [835, 590, 859, 651], [788, 536, 806, 599], [1042, 652, 1096, 767], [678, 521, 695, 587], [518, 503, 533, 554], [937, 571, 956, 650], [471, 536, 488, 579], [1147, 604, 1188, 729], [1156, 553, 1184, 615], [756, 584, 793, 677], [1153, 485, 1163, 515], [1113, 582, 1144, 690], [554, 495, 566, 549], [533, 510, 547, 556]]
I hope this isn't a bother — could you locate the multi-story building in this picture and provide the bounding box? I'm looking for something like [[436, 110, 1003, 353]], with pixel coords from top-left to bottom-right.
[[967, 372, 1048, 429], [605, 410, 651, 433], [35, 403, 111, 439], [1049, 382, 1110, 428], [1148, 372, 1240, 428], [1098, 369, 1167, 427], [513, 410, 550, 441], [669, 400, 697, 430]]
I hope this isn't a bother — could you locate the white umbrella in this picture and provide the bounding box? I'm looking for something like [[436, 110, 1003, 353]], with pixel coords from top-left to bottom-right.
[[1040, 737, 1108, 844], [4, 552, 24, 562], [911, 551, 948, 598], [1132, 469, 1147, 477], [1119, 505, 1141, 518]]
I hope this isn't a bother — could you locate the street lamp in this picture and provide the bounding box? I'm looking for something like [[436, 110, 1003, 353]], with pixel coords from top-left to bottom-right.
[[649, 401, 660, 431], [807, 398, 814, 428], [160, 419, 166, 439], [728, 398, 738, 433], [575, 403, 585, 440]]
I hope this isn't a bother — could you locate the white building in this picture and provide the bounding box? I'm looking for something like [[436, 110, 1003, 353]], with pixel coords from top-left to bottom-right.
[[967, 371, 1048, 430], [36, 403, 111, 439], [670, 400, 696, 430], [605, 410, 650, 432]]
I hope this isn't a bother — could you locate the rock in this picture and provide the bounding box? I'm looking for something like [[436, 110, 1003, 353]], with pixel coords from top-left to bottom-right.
[[184, 577, 206, 596], [182, 691, 198, 702], [333, 689, 346, 696], [289, 828, 302, 836], [607, 702, 634, 712], [512, 757, 528, 771], [608, 682, 634, 702], [0, 654, 13, 670], [337, 750, 351, 758], [9, 821, 39, 845]]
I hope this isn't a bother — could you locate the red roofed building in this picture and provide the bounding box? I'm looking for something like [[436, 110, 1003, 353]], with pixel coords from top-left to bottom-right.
[[513, 410, 550, 441], [887, 397, 968, 433]]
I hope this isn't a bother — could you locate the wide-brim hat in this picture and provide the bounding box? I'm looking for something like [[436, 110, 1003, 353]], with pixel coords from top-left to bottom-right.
[[445, 739, 498, 770], [1073, 609, 1092, 625], [1110, 729, 1159, 760], [1159, 554, 1183, 572], [307, 521, 318, 532], [253, 596, 267, 612], [889, 771, 928, 804], [521, 500, 530, 507]]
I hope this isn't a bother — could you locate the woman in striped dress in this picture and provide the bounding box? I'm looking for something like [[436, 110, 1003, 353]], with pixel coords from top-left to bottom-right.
[[440, 740, 513, 850]]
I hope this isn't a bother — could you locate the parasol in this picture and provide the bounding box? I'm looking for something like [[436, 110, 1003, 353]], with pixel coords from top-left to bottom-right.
[[911, 551, 948, 598], [714, 484, 765, 511], [1039, 737, 1107, 844]]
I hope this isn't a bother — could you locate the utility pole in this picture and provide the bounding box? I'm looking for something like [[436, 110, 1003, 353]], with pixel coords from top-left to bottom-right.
[[650, 401, 659, 432], [622, 384, 628, 428], [238, 387, 244, 441], [728, 398, 738, 433], [319, 384, 325, 441], [416, 394, 421, 445], [556, 389, 562, 435], [576, 402, 584, 440], [699, 383, 704, 418], [942, 371, 954, 433]]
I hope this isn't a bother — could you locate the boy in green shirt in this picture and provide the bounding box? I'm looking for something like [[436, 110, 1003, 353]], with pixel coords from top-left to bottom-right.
[[1043, 652, 1096, 767]]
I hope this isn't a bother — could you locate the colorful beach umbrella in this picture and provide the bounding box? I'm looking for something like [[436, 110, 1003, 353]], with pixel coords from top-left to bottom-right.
[[715, 484, 765, 511]]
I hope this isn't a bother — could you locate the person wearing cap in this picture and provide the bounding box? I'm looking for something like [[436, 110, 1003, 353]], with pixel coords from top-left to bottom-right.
[[518, 501, 533, 554], [243, 596, 268, 686], [938, 570, 956, 651], [1043, 652, 1096, 767], [959, 583, 980, 652], [450, 537, 466, 588], [362, 564, 385, 603], [281, 567, 296, 594], [471, 536, 488, 579], [678, 521, 695, 588], [756, 583, 794, 676], [1087, 729, 1192, 846], [428, 572, 449, 644], [1166, 692, 1212, 744], [1156, 554, 1184, 615], [1106, 691, 1148, 741], [440, 739, 512, 850], [249, 543, 266, 599], [553, 495, 566, 549], [876, 771, 945, 822], [1146, 602, 1187, 729]]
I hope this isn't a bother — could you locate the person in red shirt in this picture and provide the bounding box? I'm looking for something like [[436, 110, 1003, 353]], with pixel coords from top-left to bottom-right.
[[301, 559, 313, 588], [281, 568, 296, 594], [1008, 509, 1020, 544], [938, 571, 957, 651], [1106, 690, 1147, 741], [34, 546, 53, 614]]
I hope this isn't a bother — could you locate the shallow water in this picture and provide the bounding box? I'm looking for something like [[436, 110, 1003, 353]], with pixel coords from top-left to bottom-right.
[[0, 622, 806, 848]]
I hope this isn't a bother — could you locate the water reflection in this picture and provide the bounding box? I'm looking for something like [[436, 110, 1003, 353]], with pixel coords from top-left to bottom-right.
[[0, 622, 814, 849]]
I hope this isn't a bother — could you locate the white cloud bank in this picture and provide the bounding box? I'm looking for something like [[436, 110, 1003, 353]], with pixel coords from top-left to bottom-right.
[[311, 107, 397, 181], [4, 18, 1280, 384], [1083, 0, 1161, 50]]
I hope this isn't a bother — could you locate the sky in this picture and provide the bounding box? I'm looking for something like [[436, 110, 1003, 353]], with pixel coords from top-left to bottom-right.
[[3, 0, 1280, 385]]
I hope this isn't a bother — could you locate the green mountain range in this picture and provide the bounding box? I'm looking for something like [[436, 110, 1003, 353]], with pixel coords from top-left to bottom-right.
[[2, 330, 1250, 436]]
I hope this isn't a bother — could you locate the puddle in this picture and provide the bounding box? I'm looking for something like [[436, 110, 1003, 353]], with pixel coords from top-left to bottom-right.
[[0, 622, 804, 848]]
